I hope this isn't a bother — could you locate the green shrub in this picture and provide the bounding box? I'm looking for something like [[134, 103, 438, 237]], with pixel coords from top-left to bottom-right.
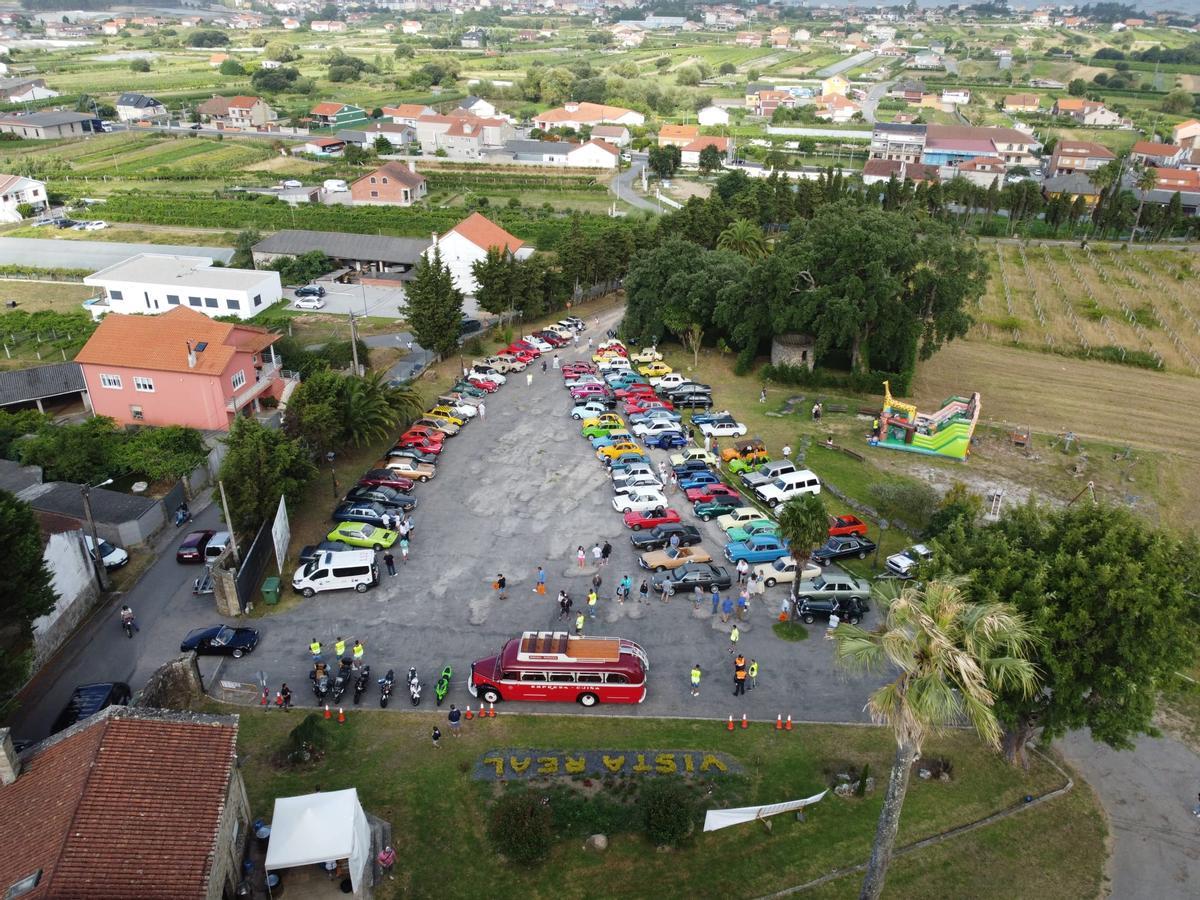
[[488, 792, 554, 864], [868, 480, 939, 531], [760, 362, 912, 396], [641, 779, 694, 847]]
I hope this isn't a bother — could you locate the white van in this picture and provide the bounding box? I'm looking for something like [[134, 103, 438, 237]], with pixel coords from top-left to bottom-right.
[[754, 469, 822, 507], [292, 550, 379, 597]]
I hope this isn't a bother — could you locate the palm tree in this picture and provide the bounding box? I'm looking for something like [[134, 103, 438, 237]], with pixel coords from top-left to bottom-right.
[[343, 371, 423, 446], [833, 580, 1039, 900], [775, 493, 829, 618], [1128, 164, 1159, 245], [716, 219, 767, 259]]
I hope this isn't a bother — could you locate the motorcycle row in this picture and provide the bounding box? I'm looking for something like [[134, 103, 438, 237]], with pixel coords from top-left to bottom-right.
[[309, 658, 453, 709]]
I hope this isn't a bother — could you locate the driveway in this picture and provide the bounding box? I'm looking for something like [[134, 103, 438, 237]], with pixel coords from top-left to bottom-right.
[[284, 281, 482, 320], [611, 155, 659, 213]]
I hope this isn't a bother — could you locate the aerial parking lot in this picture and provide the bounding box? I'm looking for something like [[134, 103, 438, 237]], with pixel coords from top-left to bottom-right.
[[222, 307, 883, 721]]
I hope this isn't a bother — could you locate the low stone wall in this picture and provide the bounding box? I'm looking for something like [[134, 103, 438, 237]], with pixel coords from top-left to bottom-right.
[[771, 334, 816, 371]]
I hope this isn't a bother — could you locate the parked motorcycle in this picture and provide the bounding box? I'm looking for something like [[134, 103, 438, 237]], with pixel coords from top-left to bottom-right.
[[353, 665, 371, 705], [435, 665, 452, 706], [173, 503, 193, 527], [407, 666, 422, 707], [378, 669, 394, 708], [331, 658, 352, 703], [311, 662, 330, 705]]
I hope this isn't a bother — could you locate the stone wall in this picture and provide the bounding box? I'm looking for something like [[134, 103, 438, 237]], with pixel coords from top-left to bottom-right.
[[771, 333, 816, 371], [30, 530, 99, 670], [136, 653, 206, 710]]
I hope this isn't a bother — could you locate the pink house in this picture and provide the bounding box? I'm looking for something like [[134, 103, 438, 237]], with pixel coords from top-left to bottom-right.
[[74, 307, 284, 430]]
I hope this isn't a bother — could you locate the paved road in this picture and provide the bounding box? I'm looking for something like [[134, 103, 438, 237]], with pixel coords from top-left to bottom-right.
[[1061, 731, 1200, 899], [861, 81, 894, 126], [0, 237, 233, 269], [610, 155, 659, 213]]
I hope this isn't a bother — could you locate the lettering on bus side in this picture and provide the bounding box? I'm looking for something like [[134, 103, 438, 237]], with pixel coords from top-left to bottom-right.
[[474, 749, 741, 781]]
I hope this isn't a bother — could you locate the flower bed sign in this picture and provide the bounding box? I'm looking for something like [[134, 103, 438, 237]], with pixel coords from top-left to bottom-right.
[[473, 749, 743, 781]]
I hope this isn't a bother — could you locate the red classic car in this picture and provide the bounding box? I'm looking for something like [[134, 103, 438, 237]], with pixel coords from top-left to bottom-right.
[[685, 483, 741, 503], [829, 515, 868, 537], [622, 507, 682, 531]]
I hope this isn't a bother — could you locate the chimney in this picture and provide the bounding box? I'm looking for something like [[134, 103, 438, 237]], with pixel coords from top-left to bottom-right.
[[0, 728, 21, 785], [431, 231, 438, 247], [186, 340, 196, 369], [407, 160, 416, 174]]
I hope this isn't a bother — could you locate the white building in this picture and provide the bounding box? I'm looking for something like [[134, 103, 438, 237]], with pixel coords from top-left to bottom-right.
[[83, 254, 282, 322], [458, 96, 496, 119], [424, 213, 534, 297], [0, 173, 46, 222], [697, 106, 731, 127], [567, 139, 619, 169]]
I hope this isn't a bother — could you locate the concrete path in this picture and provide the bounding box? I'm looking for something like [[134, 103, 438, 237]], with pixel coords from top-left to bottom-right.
[[1061, 731, 1200, 899]]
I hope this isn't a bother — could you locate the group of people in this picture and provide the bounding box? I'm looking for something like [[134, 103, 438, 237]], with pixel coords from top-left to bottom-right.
[[732, 654, 759, 696]]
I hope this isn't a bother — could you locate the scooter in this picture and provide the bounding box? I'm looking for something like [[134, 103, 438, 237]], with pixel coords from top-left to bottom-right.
[[331, 658, 352, 703], [407, 666, 422, 707], [378, 669, 394, 708], [435, 666, 452, 706], [121, 616, 134, 639], [353, 665, 371, 705], [311, 662, 330, 704], [173, 503, 193, 527]]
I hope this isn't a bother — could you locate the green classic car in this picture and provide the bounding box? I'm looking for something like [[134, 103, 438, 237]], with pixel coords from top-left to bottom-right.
[[693, 498, 742, 521], [581, 420, 627, 439], [327, 521, 398, 550], [727, 454, 771, 476], [725, 519, 782, 544]]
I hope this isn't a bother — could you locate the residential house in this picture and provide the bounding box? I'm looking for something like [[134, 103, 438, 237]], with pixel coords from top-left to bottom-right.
[[1004, 93, 1041, 113], [792, 28, 811, 42], [752, 90, 795, 117], [1181, 149, 1200, 172], [735, 32, 762, 47], [812, 94, 861, 123], [502, 140, 573, 166], [338, 121, 414, 151], [310, 20, 347, 33], [300, 137, 346, 157], [820, 75, 850, 97], [461, 29, 485, 49], [590, 124, 631, 147], [869, 122, 926, 163], [910, 52, 943, 70], [252, 230, 430, 275], [1130, 140, 1184, 168], [208, 54, 229, 68], [76, 305, 283, 428], [84, 253, 281, 322], [196, 95, 275, 130], [533, 101, 644, 131], [1042, 172, 1102, 209], [922, 125, 1041, 168], [351, 161, 427, 206], [680, 136, 732, 168], [115, 92, 168, 124], [0, 77, 58, 103], [1172, 119, 1200, 151], [101, 18, 125, 35], [383, 104, 436, 126], [1149, 168, 1200, 192], [425, 213, 534, 296], [0, 173, 46, 222], [1130, 169, 1200, 218], [308, 102, 367, 129], [697, 106, 730, 127], [0, 709, 250, 900], [611, 24, 646, 48], [658, 124, 699, 148], [861, 159, 940, 185], [458, 96, 497, 119], [567, 139, 620, 169], [941, 89, 971, 106], [401, 20, 422, 34], [1047, 140, 1115, 175], [0, 112, 97, 140], [1052, 97, 1121, 127], [281, 17, 300, 29], [769, 26, 790, 48], [948, 156, 1006, 187]]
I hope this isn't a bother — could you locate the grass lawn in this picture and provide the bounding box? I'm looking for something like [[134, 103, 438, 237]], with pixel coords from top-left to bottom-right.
[[230, 708, 1103, 899], [4, 224, 238, 246], [0, 280, 94, 313]]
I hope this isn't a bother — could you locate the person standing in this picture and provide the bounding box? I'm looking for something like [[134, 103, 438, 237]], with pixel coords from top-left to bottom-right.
[[431, 726, 441, 749], [733, 659, 747, 697], [575, 611, 585, 635], [353, 639, 365, 663], [558, 591, 572, 620], [591, 543, 603, 567], [577, 546, 586, 568], [533, 565, 546, 594], [448, 704, 462, 737], [310, 638, 323, 662], [703, 433, 712, 453], [711, 586, 721, 616], [334, 636, 346, 660], [638, 579, 649, 604], [782, 444, 791, 460], [587, 589, 598, 619], [495, 573, 507, 600], [728, 624, 740, 654], [383, 550, 396, 577], [669, 471, 678, 493], [737, 590, 749, 621], [600, 540, 612, 567], [541, 359, 548, 374], [553, 354, 560, 370], [669, 532, 680, 550], [750, 571, 765, 601], [736, 558, 749, 587], [720, 596, 733, 624], [693, 584, 704, 610], [280, 683, 292, 711], [478, 400, 486, 420], [377, 846, 396, 881], [690, 664, 702, 698], [759, 387, 767, 403], [399, 537, 409, 564], [526, 372, 533, 387], [748, 659, 759, 691]]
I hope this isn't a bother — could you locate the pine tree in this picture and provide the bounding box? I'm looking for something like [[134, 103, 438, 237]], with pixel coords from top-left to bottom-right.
[[405, 247, 463, 359]]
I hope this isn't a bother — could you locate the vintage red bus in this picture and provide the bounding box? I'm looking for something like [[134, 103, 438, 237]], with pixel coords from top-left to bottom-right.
[[469, 630, 649, 707]]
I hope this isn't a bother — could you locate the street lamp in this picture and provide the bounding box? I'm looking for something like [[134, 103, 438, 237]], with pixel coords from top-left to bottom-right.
[[81, 478, 113, 592], [327, 451, 338, 500]]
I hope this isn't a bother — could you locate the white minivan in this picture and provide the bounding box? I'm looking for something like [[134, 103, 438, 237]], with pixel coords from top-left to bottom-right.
[[292, 550, 379, 597], [754, 469, 822, 507]]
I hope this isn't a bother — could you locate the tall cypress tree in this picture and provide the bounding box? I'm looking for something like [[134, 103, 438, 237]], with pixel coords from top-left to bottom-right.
[[405, 247, 464, 359]]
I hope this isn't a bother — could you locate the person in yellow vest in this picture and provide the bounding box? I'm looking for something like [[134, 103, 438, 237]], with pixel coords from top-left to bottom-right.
[[309, 638, 322, 661], [690, 664, 702, 698], [334, 636, 346, 659], [352, 639, 365, 662], [748, 659, 759, 691]]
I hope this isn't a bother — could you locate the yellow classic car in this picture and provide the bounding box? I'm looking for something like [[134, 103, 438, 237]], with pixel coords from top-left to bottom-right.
[[637, 361, 673, 378], [639, 545, 714, 572], [581, 414, 624, 430], [597, 441, 643, 461], [630, 347, 663, 364], [427, 406, 467, 426]]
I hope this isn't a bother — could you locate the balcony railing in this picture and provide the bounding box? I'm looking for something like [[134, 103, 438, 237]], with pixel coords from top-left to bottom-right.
[[226, 360, 285, 413]]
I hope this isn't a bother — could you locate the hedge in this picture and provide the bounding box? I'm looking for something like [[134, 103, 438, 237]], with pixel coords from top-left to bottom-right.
[[759, 362, 913, 396]]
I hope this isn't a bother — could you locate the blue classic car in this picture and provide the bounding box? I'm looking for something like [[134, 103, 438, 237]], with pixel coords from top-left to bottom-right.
[[647, 430, 688, 449], [723, 533, 791, 564], [679, 471, 721, 491]]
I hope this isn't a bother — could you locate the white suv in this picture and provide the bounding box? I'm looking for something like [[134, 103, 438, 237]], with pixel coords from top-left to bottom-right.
[[754, 469, 822, 507]]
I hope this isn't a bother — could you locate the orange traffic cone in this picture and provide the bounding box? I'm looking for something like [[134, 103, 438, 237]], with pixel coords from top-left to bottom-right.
[[785, 715, 793, 732], [741, 714, 749, 729], [488, 702, 496, 718], [465, 705, 474, 720], [275, 692, 283, 709], [775, 714, 783, 730], [324, 704, 331, 720], [337, 707, 346, 725], [726, 715, 734, 731], [261, 687, 268, 706]]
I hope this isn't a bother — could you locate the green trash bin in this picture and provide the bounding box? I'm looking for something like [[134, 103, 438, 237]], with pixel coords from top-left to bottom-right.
[[262, 576, 280, 606]]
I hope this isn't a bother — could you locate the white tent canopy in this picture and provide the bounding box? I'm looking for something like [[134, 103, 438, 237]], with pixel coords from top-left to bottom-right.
[[265, 788, 372, 893]]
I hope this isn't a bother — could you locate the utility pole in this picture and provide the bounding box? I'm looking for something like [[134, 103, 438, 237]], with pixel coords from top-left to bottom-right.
[[80, 479, 112, 592], [348, 312, 361, 376], [217, 479, 241, 564]]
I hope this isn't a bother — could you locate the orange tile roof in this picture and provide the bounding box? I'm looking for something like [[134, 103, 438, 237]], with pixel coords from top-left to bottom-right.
[[227, 95, 262, 109], [0, 709, 238, 899], [384, 104, 432, 118], [449, 212, 525, 253], [1054, 97, 1085, 111], [310, 101, 344, 116], [1131, 140, 1180, 157], [682, 136, 730, 152], [659, 124, 699, 140], [581, 138, 619, 155], [76, 306, 277, 376]]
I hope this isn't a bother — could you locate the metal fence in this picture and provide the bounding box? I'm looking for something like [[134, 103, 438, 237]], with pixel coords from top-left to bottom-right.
[[235, 517, 276, 611]]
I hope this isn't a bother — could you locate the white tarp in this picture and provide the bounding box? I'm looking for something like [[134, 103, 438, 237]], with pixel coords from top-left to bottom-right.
[[265, 788, 371, 893], [703, 790, 829, 832]]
